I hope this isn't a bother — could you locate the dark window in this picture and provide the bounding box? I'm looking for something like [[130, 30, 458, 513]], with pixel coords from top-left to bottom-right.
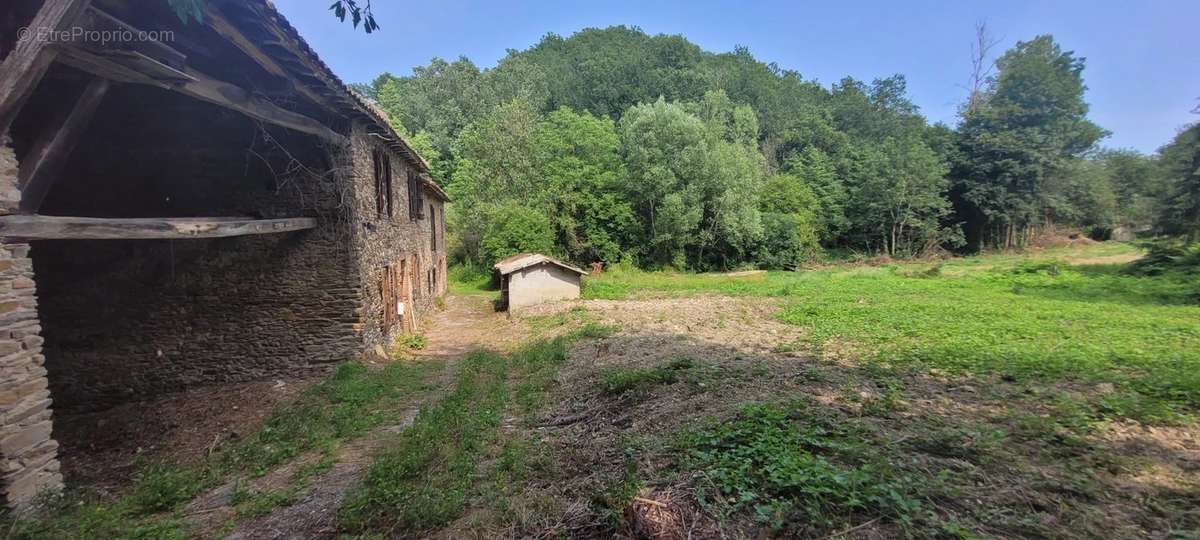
[[373, 149, 392, 218], [407, 170, 424, 221], [429, 204, 437, 251]]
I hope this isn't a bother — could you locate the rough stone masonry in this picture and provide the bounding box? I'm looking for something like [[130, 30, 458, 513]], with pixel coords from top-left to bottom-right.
[[0, 132, 62, 504]]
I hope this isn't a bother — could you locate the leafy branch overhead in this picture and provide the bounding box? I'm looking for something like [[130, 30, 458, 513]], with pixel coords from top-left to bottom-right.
[[163, 0, 380, 33], [329, 0, 380, 33], [166, 0, 205, 24]]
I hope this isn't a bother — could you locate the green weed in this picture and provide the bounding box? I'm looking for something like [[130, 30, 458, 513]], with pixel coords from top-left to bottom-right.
[[394, 333, 427, 351], [6, 358, 444, 539], [585, 243, 1200, 423], [599, 357, 697, 395], [339, 350, 510, 532], [677, 403, 923, 534]]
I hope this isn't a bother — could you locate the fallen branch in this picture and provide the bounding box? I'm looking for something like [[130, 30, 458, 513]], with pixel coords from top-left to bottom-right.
[[819, 517, 881, 539]]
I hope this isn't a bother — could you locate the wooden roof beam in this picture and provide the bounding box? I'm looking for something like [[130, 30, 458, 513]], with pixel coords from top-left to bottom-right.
[[202, 8, 330, 109], [0, 0, 93, 133], [0, 215, 317, 240], [55, 46, 348, 146], [17, 78, 110, 214]]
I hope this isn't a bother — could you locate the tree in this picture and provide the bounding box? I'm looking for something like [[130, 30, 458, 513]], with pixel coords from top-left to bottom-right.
[[1099, 149, 1161, 229], [955, 35, 1108, 249], [759, 173, 822, 268], [1156, 124, 1200, 240], [845, 137, 958, 256], [373, 58, 495, 161], [532, 108, 635, 263], [784, 147, 847, 242], [618, 99, 709, 268], [446, 99, 541, 262], [481, 204, 556, 263]]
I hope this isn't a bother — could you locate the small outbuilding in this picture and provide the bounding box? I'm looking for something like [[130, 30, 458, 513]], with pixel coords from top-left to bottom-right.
[[494, 253, 586, 311]]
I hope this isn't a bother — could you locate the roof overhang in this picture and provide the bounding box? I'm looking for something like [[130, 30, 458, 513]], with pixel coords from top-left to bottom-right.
[[494, 253, 587, 276]]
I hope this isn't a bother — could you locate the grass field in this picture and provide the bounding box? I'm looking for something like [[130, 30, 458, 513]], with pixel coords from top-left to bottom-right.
[[584, 243, 1200, 423], [7, 242, 1198, 538]]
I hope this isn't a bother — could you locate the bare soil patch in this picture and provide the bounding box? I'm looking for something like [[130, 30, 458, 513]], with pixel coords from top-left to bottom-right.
[[55, 377, 319, 494]]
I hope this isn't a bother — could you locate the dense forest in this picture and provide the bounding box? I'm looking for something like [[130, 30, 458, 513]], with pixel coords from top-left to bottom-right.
[[355, 26, 1199, 270]]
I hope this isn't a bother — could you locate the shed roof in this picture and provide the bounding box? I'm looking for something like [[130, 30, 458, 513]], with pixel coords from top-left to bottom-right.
[[494, 253, 587, 276]]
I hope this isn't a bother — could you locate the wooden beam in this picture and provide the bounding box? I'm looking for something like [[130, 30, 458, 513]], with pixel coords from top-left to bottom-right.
[[17, 77, 110, 214], [75, 7, 186, 69], [0, 0, 93, 133], [0, 215, 317, 240], [202, 9, 329, 108], [56, 46, 348, 146]]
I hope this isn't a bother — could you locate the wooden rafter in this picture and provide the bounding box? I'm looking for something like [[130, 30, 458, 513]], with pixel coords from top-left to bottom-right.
[[55, 46, 348, 146], [202, 8, 330, 108], [0, 215, 317, 240], [0, 0, 93, 133], [17, 78, 110, 214]]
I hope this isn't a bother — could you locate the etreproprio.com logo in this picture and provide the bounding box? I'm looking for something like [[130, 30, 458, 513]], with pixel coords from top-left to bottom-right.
[[17, 25, 175, 46]]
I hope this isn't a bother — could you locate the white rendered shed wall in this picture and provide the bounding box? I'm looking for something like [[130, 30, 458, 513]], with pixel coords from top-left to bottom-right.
[[507, 263, 581, 310]]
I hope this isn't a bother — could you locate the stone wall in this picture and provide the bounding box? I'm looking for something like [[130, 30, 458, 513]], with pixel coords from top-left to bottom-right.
[[34, 231, 362, 411], [0, 133, 62, 505], [345, 123, 447, 351], [28, 92, 367, 410]]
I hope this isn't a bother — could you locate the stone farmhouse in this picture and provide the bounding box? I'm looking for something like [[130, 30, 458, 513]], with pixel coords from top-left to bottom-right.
[[0, 0, 447, 505]]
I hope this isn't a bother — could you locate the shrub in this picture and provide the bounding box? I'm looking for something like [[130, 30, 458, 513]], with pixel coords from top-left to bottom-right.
[[481, 204, 556, 264], [1127, 241, 1200, 276], [756, 212, 822, 270]]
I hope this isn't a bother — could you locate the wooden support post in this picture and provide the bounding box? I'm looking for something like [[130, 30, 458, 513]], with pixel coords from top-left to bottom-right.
[[17, 77, 109, 214], [0, 0, 93, 134], [0, 215, 317, 240]]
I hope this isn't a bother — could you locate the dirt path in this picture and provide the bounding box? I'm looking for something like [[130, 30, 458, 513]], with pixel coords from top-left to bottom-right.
[[413, 293, 523, 358], [188, 294, 517, 539]]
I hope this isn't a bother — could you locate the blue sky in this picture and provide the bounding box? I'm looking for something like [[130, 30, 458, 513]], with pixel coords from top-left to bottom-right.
[[274, 0, 1197, 153]]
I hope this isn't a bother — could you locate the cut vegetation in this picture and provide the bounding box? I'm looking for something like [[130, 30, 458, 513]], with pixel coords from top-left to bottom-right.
[[6, 243, 1198, 538]]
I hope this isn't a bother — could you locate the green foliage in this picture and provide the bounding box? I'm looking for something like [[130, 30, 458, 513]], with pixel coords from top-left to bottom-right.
[[954, 35, 1109, 249], [395, 333, 427, 351], [1127, 241, 1200, 278], [678, 403, 921, 533], [1101, 149, 1163, 229], [1155, 123, 1200, 240], [585, 244, 1200, 422], [339, 351, 510, 532], [447, 263, 496, 296], [126, 464, 207, 514], [329, 0, 379, 33], [757, 212, 822, 269], [481, 204, 556, 263], [599, 357, 696, 395], [618, 98, 710, 267], [362, 26, 1172, 264], [533, 107, 636, 263], [165, 0, 204, 24], [618, 97, 766, 269], [844, 136, 959, 256]]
